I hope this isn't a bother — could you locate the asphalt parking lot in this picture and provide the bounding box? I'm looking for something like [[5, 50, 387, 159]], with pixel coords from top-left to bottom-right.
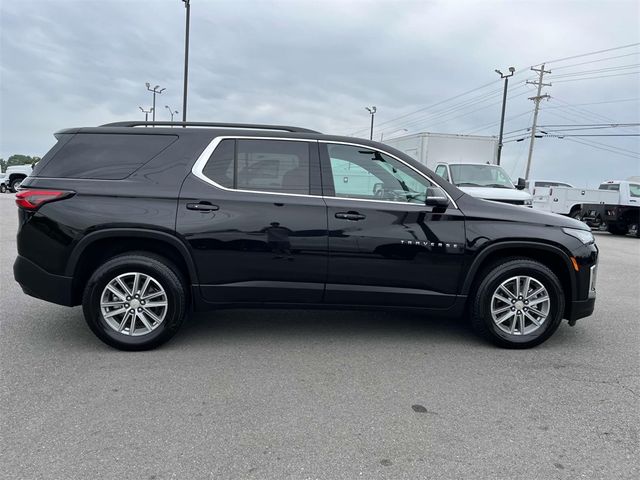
[[1, 193, 638, 480]]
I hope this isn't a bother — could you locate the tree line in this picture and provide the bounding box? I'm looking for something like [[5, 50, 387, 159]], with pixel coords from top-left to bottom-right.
[[0, 155, 41, 173]]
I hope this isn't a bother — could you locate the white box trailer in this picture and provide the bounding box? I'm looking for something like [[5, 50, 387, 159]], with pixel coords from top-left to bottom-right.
[[383, 132, 532, 206], [383, 132, 498, 169]]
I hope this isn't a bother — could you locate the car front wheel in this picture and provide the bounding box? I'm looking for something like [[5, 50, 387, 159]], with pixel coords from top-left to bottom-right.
[[82, 252, 187, 351], [471, 258, 565, 348]]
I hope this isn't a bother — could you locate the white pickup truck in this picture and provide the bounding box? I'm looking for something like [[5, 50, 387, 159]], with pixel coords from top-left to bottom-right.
[[533, 180, 640, 236], [4, 164, 33, 192]]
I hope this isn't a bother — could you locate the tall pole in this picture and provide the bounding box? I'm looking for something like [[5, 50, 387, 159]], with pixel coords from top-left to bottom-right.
[[182, 0, 191, 123], [495, 66, 515, 165], [524, 64, 551, 179], [146, 83, 165, 123], [139, 106, 153, 126], [165, 105, 179, 123], [365, 106, 377, 140]]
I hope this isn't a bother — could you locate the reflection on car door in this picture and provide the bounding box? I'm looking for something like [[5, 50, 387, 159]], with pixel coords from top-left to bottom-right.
[[320, 142, 465, 308], [178, 137, 328, 304]]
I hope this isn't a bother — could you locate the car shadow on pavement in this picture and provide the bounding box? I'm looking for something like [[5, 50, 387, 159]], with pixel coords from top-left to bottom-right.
[[171, 308, 482, 349]]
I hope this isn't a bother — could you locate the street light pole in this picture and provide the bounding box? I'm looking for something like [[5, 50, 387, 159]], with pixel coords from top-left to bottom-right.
[[145, 83, 165, 123], [181, 0, 191, 123], [139, 106, 154, 126], [495, 67, 515, 165], [365, 106, 377, 140], [165, 105, 179, 123]]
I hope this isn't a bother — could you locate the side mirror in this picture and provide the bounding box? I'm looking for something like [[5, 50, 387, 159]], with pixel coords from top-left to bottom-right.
[[425, 187, 449, 208], [516, 177, 526, 190]]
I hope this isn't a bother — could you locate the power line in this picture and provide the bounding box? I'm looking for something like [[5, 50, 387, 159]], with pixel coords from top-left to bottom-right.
[[535, 42, 640, 67], [548, 63, 640, 78], [563, 137, 640, 160], [551, 52, 640, 70], [552, 71, 640, 83]]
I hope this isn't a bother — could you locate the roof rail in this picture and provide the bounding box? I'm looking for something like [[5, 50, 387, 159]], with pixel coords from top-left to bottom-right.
[[99, 121, 321, 134]]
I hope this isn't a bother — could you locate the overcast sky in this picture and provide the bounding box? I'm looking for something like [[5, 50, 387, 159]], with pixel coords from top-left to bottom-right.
[[1, 0, 638, 186]]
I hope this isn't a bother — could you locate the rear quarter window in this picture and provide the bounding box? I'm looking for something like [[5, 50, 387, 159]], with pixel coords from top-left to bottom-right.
[[34, 133, 177, 179]]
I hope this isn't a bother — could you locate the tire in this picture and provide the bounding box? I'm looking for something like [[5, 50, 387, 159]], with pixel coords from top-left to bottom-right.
[[470, 258, 565, 349], [0, 184, 6, 193], [569, 208, 582, 220], [82, 252, 187, 351], [607, 223, 629, 236], [9, 177, 23, 192]]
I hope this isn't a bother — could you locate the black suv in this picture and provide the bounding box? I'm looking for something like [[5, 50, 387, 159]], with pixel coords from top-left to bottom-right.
[[14, 122, 598, 350]]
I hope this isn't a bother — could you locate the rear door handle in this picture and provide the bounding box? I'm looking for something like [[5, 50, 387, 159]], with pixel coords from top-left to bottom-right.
[[335, 211, 366, 221], [186, 201, 219, 212]]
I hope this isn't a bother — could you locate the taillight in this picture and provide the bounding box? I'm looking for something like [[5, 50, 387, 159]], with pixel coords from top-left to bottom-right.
[[15, 189, 75, 210]]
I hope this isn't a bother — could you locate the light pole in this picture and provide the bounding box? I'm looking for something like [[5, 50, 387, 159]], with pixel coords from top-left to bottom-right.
[[365, 106, 377, 140], [380, 128, 407, 141], [495, 66, 515, 165], [165, 105, 179, 123], [139, 106, 154, 126], [181, 0, 191, 123], [145, 83, 165, 123]]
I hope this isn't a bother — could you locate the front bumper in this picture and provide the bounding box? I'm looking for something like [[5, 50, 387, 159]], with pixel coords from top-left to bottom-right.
[[567, 297, 596, 323], [13, 255, 74, 306]]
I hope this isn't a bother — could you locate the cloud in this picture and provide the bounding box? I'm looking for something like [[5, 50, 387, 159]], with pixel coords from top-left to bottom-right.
[[1, 0, 638, 185]]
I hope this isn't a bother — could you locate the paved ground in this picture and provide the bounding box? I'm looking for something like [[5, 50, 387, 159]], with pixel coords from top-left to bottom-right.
[[1, 193, 638, 480]]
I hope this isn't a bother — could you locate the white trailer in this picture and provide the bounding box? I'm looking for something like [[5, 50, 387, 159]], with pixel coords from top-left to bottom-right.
[[384, 132, 532, 206], [383, 132, 498, 169]]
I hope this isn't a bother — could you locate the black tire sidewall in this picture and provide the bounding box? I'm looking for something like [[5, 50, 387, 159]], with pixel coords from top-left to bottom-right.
[[475, 261, 564, 348], [83, 255, 186, 350]]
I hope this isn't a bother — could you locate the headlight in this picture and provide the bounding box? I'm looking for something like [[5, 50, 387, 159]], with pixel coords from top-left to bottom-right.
[[563, 227, 594, 245], [523, 199, 532, 206]]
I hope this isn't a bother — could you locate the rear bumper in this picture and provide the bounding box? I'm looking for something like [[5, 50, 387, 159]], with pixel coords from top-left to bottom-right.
[[13, 255, 74, 306]]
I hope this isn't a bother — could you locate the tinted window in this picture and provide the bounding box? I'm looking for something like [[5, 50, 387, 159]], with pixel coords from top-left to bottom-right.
[[202, 139, 235, 188], [327, 144, 432, 204], [202, 139, 311, 195], [629, 183, 640, 197], [599, 183, 620, 191], [35, 133, 177, 180]]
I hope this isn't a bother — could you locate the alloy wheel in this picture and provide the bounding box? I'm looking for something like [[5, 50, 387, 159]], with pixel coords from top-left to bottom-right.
[[490, 275, 550, 336], [100, 272, 168, 336]]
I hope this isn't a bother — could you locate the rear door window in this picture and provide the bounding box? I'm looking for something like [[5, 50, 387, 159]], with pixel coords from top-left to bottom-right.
[[201, 139, 312, 195], [34, 133, 177, 179]]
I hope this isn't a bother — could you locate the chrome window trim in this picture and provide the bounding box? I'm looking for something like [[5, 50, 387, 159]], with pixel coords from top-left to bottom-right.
[[191, 136, 458, 209]]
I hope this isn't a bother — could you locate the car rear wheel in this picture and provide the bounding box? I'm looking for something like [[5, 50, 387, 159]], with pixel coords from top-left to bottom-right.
[[471, 258, 565, 348], [82, 252, 187, 351], [607, 223, 629, 235], [0, 183, 6, 193]]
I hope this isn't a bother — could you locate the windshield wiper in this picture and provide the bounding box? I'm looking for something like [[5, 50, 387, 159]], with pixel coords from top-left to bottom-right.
[[456, 182, 483, 187], [485, 184, 511, 189]]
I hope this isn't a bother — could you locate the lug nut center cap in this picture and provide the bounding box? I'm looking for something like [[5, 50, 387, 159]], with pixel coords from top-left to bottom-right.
[[515, 300, 525, 310], [130, 299, 141, 309]]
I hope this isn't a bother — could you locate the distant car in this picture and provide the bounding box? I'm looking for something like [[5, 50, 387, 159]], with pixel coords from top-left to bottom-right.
[[0, 173, 8, 193], [5, 164, 34, 192]]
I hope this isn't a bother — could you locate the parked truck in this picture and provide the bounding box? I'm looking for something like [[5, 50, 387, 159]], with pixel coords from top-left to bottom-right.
[[4, 164, 33, 192], [533, 180, 640, 236], [383, 132, 532, 206]]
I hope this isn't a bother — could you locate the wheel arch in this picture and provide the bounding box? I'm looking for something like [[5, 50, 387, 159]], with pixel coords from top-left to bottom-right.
[[462, 241, 576, 315], [66, 229, 198, 305]]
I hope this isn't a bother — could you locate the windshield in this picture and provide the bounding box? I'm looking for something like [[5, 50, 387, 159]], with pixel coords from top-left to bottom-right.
[[448, 164, 515, 189], [629, 183, 640, 197]]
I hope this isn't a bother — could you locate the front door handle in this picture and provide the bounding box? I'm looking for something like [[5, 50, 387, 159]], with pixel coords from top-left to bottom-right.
[[186, 201, 219, 212], [335, 211, 366, 221]]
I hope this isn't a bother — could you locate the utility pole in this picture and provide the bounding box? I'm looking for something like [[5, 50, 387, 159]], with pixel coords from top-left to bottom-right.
[[365, 106, 377, 140], [165, 105, 179, 123], [495, 66, 515, 165], [181, 0, 191, 123], [524, 64, 551, 179]]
